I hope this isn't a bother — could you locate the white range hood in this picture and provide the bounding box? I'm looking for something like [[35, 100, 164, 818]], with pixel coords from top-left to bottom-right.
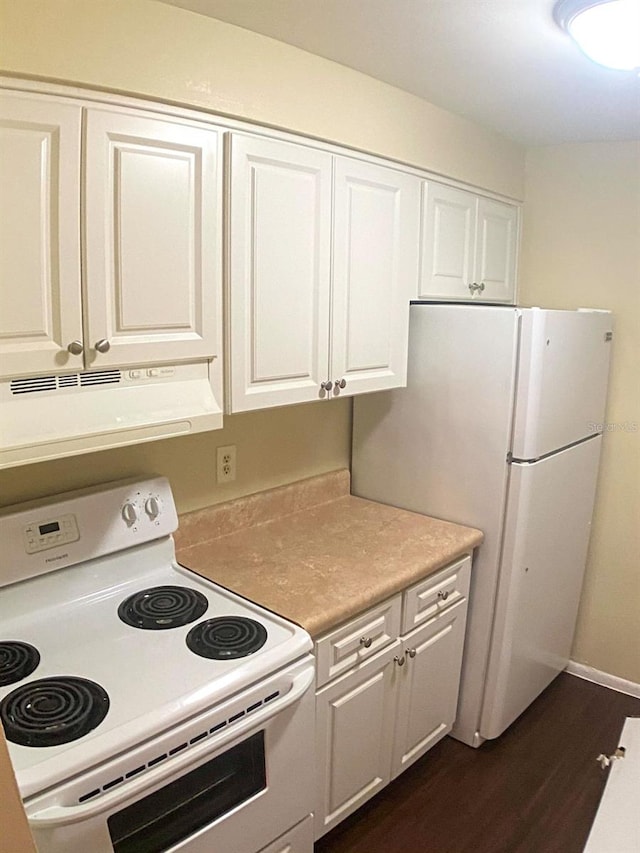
[[0, 360, 223, 469]]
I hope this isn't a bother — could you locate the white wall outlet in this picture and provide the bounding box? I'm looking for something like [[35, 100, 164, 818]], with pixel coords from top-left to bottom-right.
[[216, 445, 237, 483]]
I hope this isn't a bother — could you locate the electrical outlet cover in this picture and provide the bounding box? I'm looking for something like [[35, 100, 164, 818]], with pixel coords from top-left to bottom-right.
[[216, 445, 236, 483]]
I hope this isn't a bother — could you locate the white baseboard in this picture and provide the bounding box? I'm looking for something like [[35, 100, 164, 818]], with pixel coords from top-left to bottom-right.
[[565, 661, 640, 699]]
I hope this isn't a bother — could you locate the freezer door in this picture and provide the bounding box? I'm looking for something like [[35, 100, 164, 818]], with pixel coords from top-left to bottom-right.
[[512, 309, 612, 460], [480, 435, 602, 741]]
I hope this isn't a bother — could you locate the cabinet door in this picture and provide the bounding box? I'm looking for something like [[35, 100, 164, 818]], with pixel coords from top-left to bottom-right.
[[419, 182, 475, 300], [0, 92, 83, 379], [228, 134, 332, 412], [84, 107, 222, 368], [331, 158, 420, 395], [391, 598, 467, 780], [315, 642, 399, 839], [474, 197, 518, 303]]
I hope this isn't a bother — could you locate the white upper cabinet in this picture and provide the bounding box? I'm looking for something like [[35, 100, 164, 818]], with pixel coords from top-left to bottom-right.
[[84, 107, 222, 368], [227, 134, 420, 412], [85, 109, 222, 366], [0, 92, 83, 378], [227, 134, 332, 411], [0, 93, 223, 380], [419, 181, 518, 303], [474, 196, 519, 302], [331, 158, 420, 395]]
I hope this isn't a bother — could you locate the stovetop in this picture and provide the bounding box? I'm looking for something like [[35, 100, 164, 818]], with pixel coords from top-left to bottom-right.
[[0, 478, 312, 799]]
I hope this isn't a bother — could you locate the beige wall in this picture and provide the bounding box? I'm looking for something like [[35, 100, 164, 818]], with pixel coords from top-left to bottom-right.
[[519, 141, 640, 684], [0, 0, 524, 198]]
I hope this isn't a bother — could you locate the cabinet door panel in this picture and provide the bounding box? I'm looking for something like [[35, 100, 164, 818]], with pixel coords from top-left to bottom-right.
[[419, 182, 475, 300], [84, 107, 222, 367], [392, 599, 467, 779], [475, 198, 518, 303], [331, 158, 419, 395], [228, 135, 332, 411], [315, 644, 397, 838], [0, 93, 83, 378]]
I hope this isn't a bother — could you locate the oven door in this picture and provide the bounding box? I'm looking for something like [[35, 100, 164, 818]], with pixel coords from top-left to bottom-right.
[[25, 658, 315, 853]]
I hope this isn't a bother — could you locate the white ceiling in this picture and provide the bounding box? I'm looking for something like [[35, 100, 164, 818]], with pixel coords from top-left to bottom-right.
[[157, 0, 640, 146]]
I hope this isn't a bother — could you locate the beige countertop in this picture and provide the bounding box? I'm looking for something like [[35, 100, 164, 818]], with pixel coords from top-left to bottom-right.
[[175, 470, 483, 638]]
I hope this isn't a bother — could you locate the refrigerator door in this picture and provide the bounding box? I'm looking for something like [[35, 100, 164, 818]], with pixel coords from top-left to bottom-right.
[[480, 435, 602, 740], [512, 309, 612, 460], [352, 303, 520, 746]]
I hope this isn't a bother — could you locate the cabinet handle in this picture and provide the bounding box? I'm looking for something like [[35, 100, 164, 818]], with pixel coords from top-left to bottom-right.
[[437, 590, 450, 601], [94, 339, 111, 354], [468, 282, 486, 294], [407, 648, 416, 659], [359, 636, 373, 649], [320, 380, 333, 391], [394, 654, 406, 667], [67, 340, 84, 356], [335, 378, 346, 390]]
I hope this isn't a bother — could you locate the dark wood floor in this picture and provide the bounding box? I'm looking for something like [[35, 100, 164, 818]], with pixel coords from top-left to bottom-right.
[[314, 673, 640, 853]]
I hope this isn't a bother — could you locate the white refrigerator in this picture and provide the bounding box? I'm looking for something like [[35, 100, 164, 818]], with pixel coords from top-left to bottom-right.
[[351, 304, 613, 747]]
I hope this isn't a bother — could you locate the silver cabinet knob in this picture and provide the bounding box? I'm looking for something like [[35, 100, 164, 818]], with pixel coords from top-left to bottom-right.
[[468, 282, 486, 293], [407, 648, 417, 659], [334, 378, 347, 390], [320, 380, 333, 391], [360, 636, 373, 649], [394, 654, 406, 667], [437, 590, 450, 601], [94, 339, 111, 353], [67, 340, 84, 356]]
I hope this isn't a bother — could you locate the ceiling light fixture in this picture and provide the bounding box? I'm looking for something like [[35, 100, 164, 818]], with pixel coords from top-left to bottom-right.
[[554, 0, 640, 70]]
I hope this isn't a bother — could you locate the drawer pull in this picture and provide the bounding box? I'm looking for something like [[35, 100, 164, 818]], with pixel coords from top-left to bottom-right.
[[359, 636, 373, 649], [438, 590, 450, 601], [407, 648, 416, 659], [394, 655, 406, 667]]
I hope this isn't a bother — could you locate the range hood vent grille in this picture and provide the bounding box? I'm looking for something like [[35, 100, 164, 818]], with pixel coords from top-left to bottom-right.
[[80, 370, 121, 387], [11, 370, 121, 395]]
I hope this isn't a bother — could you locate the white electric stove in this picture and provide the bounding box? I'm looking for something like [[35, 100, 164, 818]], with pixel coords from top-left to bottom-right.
[[0, 477, 315, 853]]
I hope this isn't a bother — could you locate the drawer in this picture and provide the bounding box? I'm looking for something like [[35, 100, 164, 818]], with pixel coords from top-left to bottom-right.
[[401, 555, 471, 635], [315, 595, 401, 688], [258, 814, 313, 853]]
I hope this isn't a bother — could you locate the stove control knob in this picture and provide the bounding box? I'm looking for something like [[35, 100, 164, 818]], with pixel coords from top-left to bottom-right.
[[122, 502, 138, 526], [145, 496, 160, 520]]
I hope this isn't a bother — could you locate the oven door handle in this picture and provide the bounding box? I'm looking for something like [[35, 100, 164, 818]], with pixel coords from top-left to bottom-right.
[[27, 665, 314, 828]]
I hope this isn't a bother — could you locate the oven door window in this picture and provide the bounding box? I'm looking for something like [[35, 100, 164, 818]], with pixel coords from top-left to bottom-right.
[[107, 731, 266, 853]]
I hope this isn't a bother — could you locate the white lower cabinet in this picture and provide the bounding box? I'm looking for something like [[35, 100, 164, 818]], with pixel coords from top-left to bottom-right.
[[391, 598, 467, 780], [258, 815, 314, 853], [315, 640, 399, 835], [314, 556, 471, 839]]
